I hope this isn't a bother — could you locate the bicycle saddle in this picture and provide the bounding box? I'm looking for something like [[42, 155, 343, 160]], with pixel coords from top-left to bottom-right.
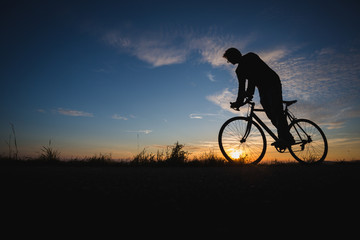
[[283, 100, 297, 106]]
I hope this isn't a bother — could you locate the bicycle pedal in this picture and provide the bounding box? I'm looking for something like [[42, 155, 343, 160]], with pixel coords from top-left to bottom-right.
[[275, 146, 287, 153], [272, 142, 287, 153]]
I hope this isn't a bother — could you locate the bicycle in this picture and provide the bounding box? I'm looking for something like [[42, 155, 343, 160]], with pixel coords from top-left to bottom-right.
[[218, 99, 328, 164]]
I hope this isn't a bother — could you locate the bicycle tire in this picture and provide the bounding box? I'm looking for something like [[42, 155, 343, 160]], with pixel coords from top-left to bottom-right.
[[288, 119, 328, 164], [218, 117, 266, 164]]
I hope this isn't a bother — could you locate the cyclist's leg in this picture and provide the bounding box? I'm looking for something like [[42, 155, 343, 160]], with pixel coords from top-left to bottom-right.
[[277, 111, 295, 144], [260, 88, 281, 129], [260, 88, 294, 145]]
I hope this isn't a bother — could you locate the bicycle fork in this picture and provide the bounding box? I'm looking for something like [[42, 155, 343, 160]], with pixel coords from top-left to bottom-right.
[[241, 117, 253, 143]]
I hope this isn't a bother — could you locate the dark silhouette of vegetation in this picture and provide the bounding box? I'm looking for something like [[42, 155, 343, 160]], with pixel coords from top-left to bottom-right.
[[132, 148, 157, 164], [0, 140, 227, 167], [166, 141, 188, 165], [131, 142, 226, 166], [132, 141, 189, 165], [4, 123, 18, 160], [40, 140, 61, 162], [87, 153, 113, 165]]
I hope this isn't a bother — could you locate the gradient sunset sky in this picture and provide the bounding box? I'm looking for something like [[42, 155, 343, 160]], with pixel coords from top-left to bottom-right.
[[1, 0, 360, 161]]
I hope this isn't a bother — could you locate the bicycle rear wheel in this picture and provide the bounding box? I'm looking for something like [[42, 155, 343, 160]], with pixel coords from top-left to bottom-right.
[[218, 117, 266, 164], [288, 119, 328, 164]]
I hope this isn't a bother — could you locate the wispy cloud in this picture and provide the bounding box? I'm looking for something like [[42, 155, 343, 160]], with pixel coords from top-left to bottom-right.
[[292, 101, 360, 130], [258, 47, 291, 65], [56, 108, 94, 117], [126, 129, 153, 134], [112, 114, 128, 120], [190, 34, 254, 67], [189, 113, 220, 119], [189, 114, 203, 119], [328, 136, 360, 147], [103, 28, 253, 68], [207, 72, 216, 82], [103, 30, 188, 67], [269, 46, 360, 102], [206, 88, 236, 113]]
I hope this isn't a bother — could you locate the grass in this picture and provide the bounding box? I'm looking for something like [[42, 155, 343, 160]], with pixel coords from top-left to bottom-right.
[[4, 123, 18, 160], [131, 141, 223, 166], [0, 138, 355, 167], [0, 141, 228, 167], [40, 140, 61, 162]]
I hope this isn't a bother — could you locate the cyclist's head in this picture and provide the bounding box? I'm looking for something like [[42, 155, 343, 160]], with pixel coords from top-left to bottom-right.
[[223, 48, 242, 64]]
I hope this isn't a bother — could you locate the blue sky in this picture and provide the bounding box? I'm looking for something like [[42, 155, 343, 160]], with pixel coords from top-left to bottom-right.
[[1, 0, 360, 160]]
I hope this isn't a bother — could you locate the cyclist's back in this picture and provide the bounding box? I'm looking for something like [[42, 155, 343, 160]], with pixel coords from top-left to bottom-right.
[[236, 52, 280, 91]]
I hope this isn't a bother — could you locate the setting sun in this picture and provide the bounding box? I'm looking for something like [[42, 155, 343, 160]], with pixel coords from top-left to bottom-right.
[[230, 149, 244, 160]]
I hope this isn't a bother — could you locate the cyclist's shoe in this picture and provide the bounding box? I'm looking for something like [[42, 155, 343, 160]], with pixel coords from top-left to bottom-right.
[[271, 138, 295, 148], [271, 140, 284, 147]]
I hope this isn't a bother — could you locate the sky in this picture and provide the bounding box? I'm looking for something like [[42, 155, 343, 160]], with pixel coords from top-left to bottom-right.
[[1, 0, 360, 161]]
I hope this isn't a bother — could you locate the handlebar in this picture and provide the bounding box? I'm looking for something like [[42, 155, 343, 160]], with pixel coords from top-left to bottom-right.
[[230, 98, 253, 111]]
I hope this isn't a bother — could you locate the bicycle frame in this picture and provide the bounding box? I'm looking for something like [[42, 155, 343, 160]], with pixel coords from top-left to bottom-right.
[[243, 101, 303, 140], [242, 102, 279, 143]]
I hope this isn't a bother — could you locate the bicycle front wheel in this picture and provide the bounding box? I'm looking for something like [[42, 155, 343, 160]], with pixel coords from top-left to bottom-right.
[[218, 117, 266, 164], [288, 119, 328, 164]]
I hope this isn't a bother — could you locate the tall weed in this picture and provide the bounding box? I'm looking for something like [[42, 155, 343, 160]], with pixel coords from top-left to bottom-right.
[[40, 140, 60, 162]]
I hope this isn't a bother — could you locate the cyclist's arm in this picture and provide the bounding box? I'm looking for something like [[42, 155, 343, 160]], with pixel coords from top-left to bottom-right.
[[236, 72, 246, 103], [246, 79, 255, 99]]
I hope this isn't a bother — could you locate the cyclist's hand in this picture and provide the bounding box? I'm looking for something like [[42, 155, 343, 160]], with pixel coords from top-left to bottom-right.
[[246, 95, 253, 102], [230, 101, 242, 111]]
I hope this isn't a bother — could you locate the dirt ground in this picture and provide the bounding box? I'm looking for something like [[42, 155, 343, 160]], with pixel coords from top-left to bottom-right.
[[1, 162, 359, 236]]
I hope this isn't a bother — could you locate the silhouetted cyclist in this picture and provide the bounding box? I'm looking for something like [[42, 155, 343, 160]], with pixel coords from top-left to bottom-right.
[[223, 47, 294, 147]]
